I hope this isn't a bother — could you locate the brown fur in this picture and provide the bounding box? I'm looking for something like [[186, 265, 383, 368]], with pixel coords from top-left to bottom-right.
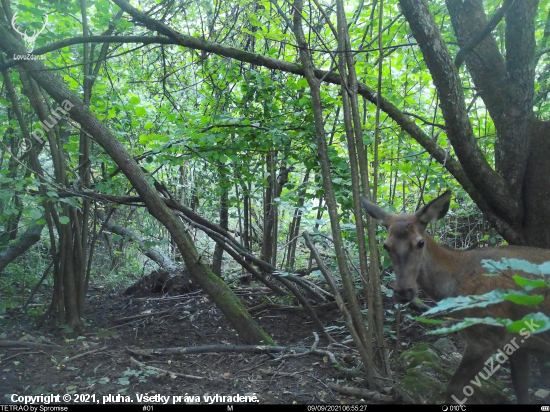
[[360, 192, 550, 403]]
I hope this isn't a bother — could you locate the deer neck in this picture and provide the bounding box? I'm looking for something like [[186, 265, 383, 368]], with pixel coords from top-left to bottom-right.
[[417, 233, 462, 302]]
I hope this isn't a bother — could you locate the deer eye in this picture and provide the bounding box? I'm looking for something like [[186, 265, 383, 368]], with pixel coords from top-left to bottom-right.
[[417, 239, 425, 249], [383, 243, 389, 251]]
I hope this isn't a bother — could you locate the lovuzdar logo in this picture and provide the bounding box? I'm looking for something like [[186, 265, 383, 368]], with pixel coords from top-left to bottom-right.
[[11, 12, 48, 53]]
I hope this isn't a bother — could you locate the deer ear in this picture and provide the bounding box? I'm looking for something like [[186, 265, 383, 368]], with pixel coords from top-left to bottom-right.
[[359, 196, 390, 226], [416, 191, 451, 225]]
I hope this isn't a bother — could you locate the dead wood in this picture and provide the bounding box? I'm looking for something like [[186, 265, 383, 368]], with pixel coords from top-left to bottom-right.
[[258, 368, 309, 377], [115, 309, 172, 324], [1, 351, 42, 361], [63, 346, 108, 363], [248, 301, 338, 314], [129, 356, 204, 380], [0, 340, 59, 349], [127, 344, 309, 357], [327, 382, 393, 402]]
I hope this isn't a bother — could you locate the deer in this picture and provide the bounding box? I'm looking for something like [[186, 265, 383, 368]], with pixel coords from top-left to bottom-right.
[[360, 191, 550, 404]]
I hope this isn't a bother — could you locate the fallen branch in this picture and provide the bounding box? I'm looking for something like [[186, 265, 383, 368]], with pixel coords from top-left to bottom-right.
[[126, 344, 309, 357], [327, 382, 393, 402], [248, 301, 338, 314], [1, 351, 42, 361], [0, 340, 59, 349], [115, 309, 172, 324], [97, 210, 194, 289], [129, 356, 204, 380], [258, 368, 309, 377], [63, 346, 108, 363]]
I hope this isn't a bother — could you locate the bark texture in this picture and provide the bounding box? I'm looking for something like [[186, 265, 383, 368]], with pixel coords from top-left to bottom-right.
[[0, 25, 271, 345]]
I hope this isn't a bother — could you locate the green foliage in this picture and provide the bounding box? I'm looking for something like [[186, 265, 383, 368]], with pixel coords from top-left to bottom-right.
[[118, 368, 158, 385], [423, 290, 545, 317], [420, 258, 550, 335]]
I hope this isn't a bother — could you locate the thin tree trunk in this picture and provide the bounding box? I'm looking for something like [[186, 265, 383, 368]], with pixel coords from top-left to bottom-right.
[[212, 165, 229, 277], [287, 169, 310, 270], [0, 26, 273, 345], [292, 0, 378, 387]]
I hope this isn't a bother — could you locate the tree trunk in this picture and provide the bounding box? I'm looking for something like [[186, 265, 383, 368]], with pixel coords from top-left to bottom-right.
[[212, 166, 229, 277], [292, 0, 377, 387], [0, 224, 44, 274], [261, 152, 275, 263], [287, 170, 310, 270], [96, 209, 193, 288], [0, 26, 273, 345], [522, 119, 550, 248]]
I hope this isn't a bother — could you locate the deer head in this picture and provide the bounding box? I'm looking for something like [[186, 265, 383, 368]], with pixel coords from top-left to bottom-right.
[[360, 191, 451, 303], [11, 12, 48, 53]]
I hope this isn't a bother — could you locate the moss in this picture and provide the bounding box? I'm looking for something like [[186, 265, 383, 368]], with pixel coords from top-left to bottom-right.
[[397, 342, 440, 370], [395, 363, 447, 404]]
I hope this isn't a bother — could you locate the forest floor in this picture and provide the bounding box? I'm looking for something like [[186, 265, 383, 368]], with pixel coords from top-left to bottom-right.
[[0, 277, 549, 405]]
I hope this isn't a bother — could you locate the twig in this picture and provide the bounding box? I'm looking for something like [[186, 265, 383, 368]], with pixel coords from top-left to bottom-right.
[[1, 351, 41, 361], [63, 346, 108, 363], [129, 356, 204, 380], [24, 260, 53, 310], [126, 344, 309, 357], [0, 340, 59, 349], [259, 368, 309, 377], [115, 309, 172, 324], [248, 301, 338, 314]]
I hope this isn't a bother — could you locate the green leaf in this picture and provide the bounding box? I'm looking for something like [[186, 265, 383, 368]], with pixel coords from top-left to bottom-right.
[[422, 289, 544, 317], [129, 96, 140, 105], [415, 317, 446, 325], [143, 240, 158, 249], [482, 258, 550, 276], [513, 275, 548, 291], [539, 262, 550, 275], [59, 216, 70, 224], [502, 290, 544, 306], [426, 317, 512, 335], [29, 209, 41, 220], [144, 121, 154, 130], [135, 107, 147, 116], [117, 377, 130, 385], [506, 312, 550, 334]]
